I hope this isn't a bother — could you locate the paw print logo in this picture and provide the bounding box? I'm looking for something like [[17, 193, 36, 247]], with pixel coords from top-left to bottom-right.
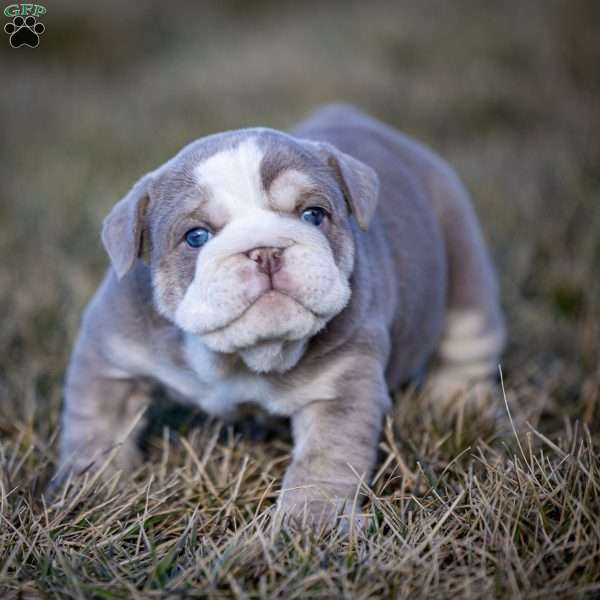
[[4, 15, 45, 48]]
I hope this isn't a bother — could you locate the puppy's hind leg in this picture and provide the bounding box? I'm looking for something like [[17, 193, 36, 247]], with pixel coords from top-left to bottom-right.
[[425, 164, 506, 411]]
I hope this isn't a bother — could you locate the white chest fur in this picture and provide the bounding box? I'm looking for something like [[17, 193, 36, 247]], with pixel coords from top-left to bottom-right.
[[103, 332, 278, 417], [103, 331, 350, 417]]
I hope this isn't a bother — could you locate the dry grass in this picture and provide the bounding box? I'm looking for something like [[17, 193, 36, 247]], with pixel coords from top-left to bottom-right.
[[1, 1, 599, 598], [2, 395, 599, 598]]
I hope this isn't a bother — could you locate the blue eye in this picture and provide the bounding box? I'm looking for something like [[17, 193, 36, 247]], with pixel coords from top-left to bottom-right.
[[301, 207, 327, 227], [184, 227, 212, 248]]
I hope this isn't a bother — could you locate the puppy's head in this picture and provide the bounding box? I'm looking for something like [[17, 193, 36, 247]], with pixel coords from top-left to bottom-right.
[[102, 129, 379, 373]]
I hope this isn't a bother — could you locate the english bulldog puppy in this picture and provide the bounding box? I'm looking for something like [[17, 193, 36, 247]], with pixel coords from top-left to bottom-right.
[[57, 104, 505, 525]]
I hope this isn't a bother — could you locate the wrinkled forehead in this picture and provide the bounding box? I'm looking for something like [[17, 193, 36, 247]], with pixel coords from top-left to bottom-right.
[[149, 130, 337, 223]]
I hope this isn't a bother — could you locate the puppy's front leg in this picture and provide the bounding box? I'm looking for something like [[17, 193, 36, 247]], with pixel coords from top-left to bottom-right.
[[278, 361, 389, 528], [55, 342, 149, 485]]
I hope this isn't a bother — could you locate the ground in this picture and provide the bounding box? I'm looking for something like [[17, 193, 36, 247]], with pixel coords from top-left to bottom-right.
[[1, 1, 599, 598]]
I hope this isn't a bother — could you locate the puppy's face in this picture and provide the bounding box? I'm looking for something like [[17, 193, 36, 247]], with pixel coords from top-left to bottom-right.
[[102, 129, 379, 373]]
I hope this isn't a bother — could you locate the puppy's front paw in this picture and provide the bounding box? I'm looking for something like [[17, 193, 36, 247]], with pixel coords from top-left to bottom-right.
[[52, 439, 141, 491], [276, 486, 365, 534]]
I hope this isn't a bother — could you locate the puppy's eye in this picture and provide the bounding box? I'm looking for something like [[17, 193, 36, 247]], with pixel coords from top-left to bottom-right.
[[184, 227, 212, 248], [301, 206, 327, 227]]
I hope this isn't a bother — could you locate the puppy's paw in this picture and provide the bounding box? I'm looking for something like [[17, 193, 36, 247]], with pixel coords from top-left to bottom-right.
[[276, 488, 366, 535], [51, 440, 141, 492], [422, 369, 504, 423]]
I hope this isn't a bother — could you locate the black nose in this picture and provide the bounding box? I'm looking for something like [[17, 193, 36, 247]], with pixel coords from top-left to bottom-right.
[[247, 247, 283, 276]]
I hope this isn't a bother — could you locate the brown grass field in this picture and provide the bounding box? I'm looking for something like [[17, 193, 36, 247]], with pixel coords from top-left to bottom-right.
[[1, 1, 599, 598]]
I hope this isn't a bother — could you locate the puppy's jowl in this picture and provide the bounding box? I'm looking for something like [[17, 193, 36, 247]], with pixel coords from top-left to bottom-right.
[[57, 104, 505, 525]]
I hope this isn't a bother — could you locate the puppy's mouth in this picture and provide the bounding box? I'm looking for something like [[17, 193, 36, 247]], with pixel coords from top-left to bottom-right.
[[201, 288, 320, 338]]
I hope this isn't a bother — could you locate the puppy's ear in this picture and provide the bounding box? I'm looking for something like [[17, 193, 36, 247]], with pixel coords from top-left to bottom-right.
[[101, 174, 152, 279], [303, 141, 379, 230]]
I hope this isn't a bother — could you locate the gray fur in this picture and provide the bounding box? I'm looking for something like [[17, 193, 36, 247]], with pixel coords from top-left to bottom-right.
[[56, 104, 505, 527]]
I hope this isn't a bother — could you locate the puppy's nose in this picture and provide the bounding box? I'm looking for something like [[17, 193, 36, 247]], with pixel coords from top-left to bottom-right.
[[247, 247, 284, 276]]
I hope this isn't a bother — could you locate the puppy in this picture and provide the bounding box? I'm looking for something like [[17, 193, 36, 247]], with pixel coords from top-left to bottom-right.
[[57, 104, 505, 524]]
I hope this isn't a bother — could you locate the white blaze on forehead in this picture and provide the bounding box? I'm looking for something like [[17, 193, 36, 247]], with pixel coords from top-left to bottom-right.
[[194, 138, 267, 217]]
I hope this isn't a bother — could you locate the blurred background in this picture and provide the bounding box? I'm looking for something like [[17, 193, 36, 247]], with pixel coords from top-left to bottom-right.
[[1, 0, 599, 439]]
